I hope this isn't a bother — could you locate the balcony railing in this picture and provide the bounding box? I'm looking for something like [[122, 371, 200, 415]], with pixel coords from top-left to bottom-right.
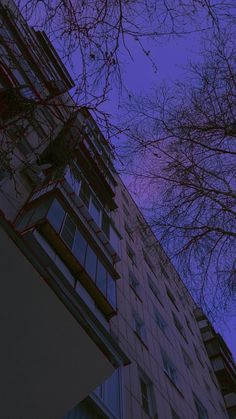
[[16, 196, 117, 317]]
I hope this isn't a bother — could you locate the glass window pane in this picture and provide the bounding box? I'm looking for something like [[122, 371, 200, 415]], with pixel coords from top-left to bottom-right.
[[107, 274, 116, 308], [85, 245, 97, 281], [104, 369, 120, 416], [65, 167, 81, 194], [47, 199, 65, 232], [61, 215, 76, 249], [96, 260, 107, 295], [89, 196, 101, 225], [79, 182, 90, 207], [73, 229, 87, 266], [102, 211, 110, 238], [110, 226, 120, 255]]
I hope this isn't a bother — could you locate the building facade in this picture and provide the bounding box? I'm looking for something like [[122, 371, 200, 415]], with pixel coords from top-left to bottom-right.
[[0, 1, 235, 419]]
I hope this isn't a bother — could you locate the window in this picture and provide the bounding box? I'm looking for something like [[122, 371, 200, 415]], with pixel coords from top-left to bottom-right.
[[161, 349, 178, 385], [207, 365, 218, 388], [61, 214, 76, 249], [73, 229, 87, 265], [171, 407, 182, 419], [110, 225, 120, 255], [148, 276, 162, 303], [47, 199, 65, 232], [181, 347, 193, 370], [85, 245, 97, 281], [121, 190, 129, 205], [139, 370, 155, 416], [159, 261, 169, 279], [79, 181, 91, 208], [193, 393, 209, 419], [94, 368, 121, 417], [143, 251, 155, 274], [124, 222, 133, 240], [154, 307, 168, 335], [123, 205, 130, 218], [96, 260, 107, 294], [203, 379, 211, 394], [185, 316, 194, 335], [17, 138, 32, 156], [89, 196, 101, 225], [65, 167, 81, 195], [194, 344, 205, 368], [172, 312, 187, 342], [127, 244, 136, 265], [166, 286, 179, 311], [133, 312, 146, 343], [107, 273, 116, 308], [47, 202, 117, 308], [129, 270, 140, 297]]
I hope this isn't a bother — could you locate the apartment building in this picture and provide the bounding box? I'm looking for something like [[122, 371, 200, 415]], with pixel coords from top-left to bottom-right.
[[0, 1, 235, 419]]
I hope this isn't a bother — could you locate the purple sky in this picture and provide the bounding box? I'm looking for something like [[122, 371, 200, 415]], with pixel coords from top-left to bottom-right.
[[108, 33, 236, 360]]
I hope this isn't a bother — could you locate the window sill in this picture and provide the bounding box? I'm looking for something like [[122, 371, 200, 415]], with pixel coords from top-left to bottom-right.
[[164, 372, 184, 398]]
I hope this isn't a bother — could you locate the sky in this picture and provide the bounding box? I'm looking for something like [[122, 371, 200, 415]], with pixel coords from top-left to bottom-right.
[[108, 33, 236, 360]]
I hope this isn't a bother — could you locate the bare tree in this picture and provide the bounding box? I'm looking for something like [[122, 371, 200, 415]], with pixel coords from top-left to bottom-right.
[[123, 32, 236, 319], [16, 0, 236, 112]]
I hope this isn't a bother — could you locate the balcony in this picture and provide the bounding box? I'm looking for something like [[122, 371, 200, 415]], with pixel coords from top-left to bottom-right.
[[16, 195, 118, 318], [204, 336, 236, 393], [28, 175, 120, 266], [0, 86, 36, 120], [0, 213, 129, 419], [224, 392, 236, 409], [39, 112, 117, 210]]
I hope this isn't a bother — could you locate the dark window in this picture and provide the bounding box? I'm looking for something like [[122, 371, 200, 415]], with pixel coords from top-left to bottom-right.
[[127, 244, 136, 265], [148, 276, 162, 302], [173, 312, 187, 341], [96, 260, 107, 295], [161, 350, 178, 385], [129, 270, 140, 296], [185, 316, 194, 335], [85, 245, 97, 281], [107, 274, 116, 308], [79, 181, 90, 207], [160, 261, 169, 279], [138, 371, 155, 417], [123, 205, 130, 218], [65, 167, 81, 194], [154, 307, 168, 335], [133, 312, 146, 342], [194, 344, 205, 368], [47, 199, 65, 232], [73, 229, 87, 265], [171, 407, 182, 419], [182, 347, 193, 370], [102, 211, 110, 238], [140, 377, 150, 415], [193, 394, 209, 419], [166, 287, 179, 311], [124, 222, 133, 240], [61, 214, 76, 249], [90, 196, 101, 225], [121, 190, 129, 206], [143, 251, 155, 273]]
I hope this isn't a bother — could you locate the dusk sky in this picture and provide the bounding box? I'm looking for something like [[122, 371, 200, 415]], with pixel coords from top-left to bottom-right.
[[105, 32, 236, 359]]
